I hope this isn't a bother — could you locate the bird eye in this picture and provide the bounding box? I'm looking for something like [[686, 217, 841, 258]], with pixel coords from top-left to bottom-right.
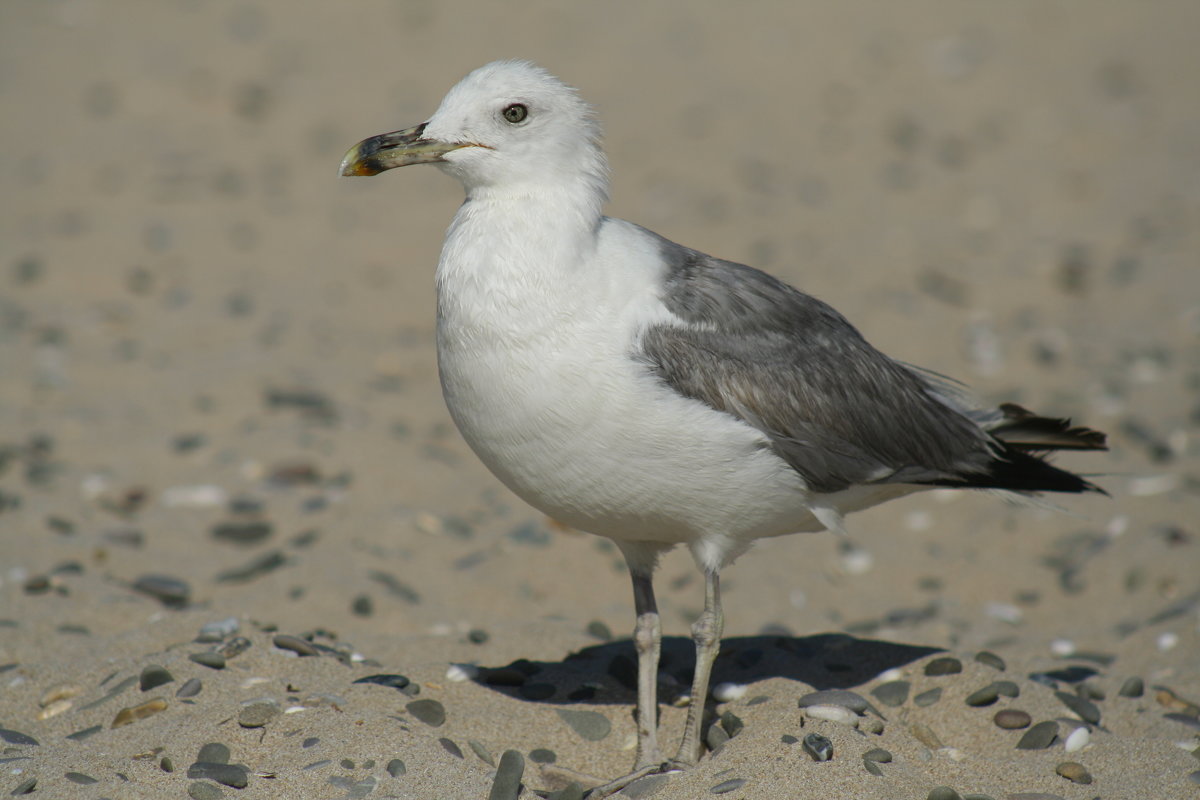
[[502, 103, 528, 124]]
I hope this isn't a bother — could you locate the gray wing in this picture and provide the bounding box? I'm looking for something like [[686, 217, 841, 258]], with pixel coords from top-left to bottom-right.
[[637, 232, 996, 494]]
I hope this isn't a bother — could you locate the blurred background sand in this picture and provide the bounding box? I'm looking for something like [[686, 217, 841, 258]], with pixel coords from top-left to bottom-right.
[[1, 2, 1198, 798]]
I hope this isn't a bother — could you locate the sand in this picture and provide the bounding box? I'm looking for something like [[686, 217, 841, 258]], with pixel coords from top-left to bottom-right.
[[1, 1, 1198, 798]]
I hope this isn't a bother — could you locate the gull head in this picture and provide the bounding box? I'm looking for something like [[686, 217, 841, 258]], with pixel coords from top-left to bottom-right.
[[341, 60, 608, 199]]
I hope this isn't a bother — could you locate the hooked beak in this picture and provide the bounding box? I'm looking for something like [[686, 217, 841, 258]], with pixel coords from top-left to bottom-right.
[[339, 123, 477, 176]]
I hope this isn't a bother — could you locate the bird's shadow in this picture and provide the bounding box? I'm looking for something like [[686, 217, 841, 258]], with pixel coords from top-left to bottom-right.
[[471, 632, 939, 706]]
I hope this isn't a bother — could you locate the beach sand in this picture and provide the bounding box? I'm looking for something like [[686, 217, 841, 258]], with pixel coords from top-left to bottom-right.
[[1, 2, 1198, 797]]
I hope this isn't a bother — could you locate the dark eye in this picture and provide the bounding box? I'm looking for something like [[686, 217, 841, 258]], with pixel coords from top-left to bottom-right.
[[502, 103, 528, 124]]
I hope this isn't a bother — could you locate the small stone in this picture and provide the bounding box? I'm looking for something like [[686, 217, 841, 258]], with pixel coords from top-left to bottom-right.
[[189, 651, 226, 670], [187, 762, 249, 789], [974, 651, 1006, 671], [188, 782, 223, 800], [860, 716, 885, 735], [10, 777, 37, 795], [994, 709, 1032, 730], [439, 737, 463, 758], [910, 722, 944, 749], [467, 628, 490, 644], [556, 708, 610, 741], [965, 684, 1000, 707], [1055, 761, 1092, 784], [798, 689, 871, 714], [1063, 726, 1090, 753], [488, 750, 524, 800], [710, 778, 746, 794], [871, 680, 910, 707], [177, 677, 203, 698], [528, 748, 556, 764], [618, 776, 664, 799], [238, 698, 281, 728], [469, 739, 495, 766], [161, 756, 175, 772], [706, 722, 730, 753], [586, 620, 613, 640], [351, 594, 373, 616], [112, 697, 167, 727], [924, 657, 963, 676], [65, 724, 103, 741], [64, 772, 98, 785], [407, 698, 446, 727], [140, 664, 174, 691], [1054, 691, 1100, 724], [863, 757, 884, 776], [1016, 720, 1058, 749], [198, 617, 240, 640], [354, 673, 411, 691], [993, 680, 1019, 697], [386, 758, 406, 777], [132, 574, 190, 607], [802, 732, 833, 761], [927, 787, 962, 800], [197, 743, 231, 764], [1118, 676, 1144, 697], [914, 688, 942, 707], [0, 727, 39, 746], [518, 682, 556, 701], [863, 747, 892, 763], [803, 704, 859, 726], [217, 636, 251, 659], [211, 519, 273, 545], [273, 634, 319, 656]]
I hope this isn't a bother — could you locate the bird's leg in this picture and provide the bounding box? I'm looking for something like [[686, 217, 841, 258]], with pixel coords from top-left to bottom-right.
[[672, 568, 722, 767], [630, 569, 664, 769]]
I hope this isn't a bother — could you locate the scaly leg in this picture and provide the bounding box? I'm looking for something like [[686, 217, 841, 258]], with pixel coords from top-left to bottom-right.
[[630, 569, 664, 769], [672, 568, 722, 767]]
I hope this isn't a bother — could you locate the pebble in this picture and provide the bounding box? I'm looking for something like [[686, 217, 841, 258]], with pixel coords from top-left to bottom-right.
[[914, 688, 943, 707], [469, 739, 495, 766], [161, 756, 174, 772], [211, 519, 273, 545], [354, 673, 412, 691], [112, 697, 167, 727], [924, 656, 963, 676], [197, 743, 231, 764], [217, 637, 252, 659], [177, 677, 203, 698], [871, 680, 910, 707], [140, 664, 174, 691], [488, 750, 524, 800], [10, 778, 36, 795], [529, 748, 557, 764], [804, 704, 859, 726], [1118, 676, 1145, 698], [1063, 726, 1090, 753], [519, 682, 556, 701], [1054, 691, 1100, 724], [439, 737, 464, 758], [187, 762, 249, 789], [863, 747, 892, 763], [994, 709, 1032, 730], [802, 732, 833, 761], [386, 758, 406, 777], [198, 617, 240, 640], [1055, 761, 1092, 784], [910, 722, 944, 749], [351, 594, 373, 616], [927, 787, 961, 800], [557, 708, 611, 741], [0, 728, 39, 746], [585, 619, 613, 640], [64, 771, 98, 784], [713, 682, 747, 702], [273, 634, 319, 656], [1016, 720, 1058, 749], [620, 775, 665, 799], [189, 652, 226, 670], [132, 574, 190, 607], [861, 717, 885, 735], [188, 782, 223, 800], [974, 651, 1006, 671], [862, 757, 884, 776], [238, 698, 280, 728], [407, 699, 446, 727], [65, 724, 102, 741], [710, 778, 747, 794], [797, 689, 871, 714], [706, 722, 730, 752]]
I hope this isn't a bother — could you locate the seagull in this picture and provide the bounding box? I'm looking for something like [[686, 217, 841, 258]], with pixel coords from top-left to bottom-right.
[[341, 60, 1106, 793]]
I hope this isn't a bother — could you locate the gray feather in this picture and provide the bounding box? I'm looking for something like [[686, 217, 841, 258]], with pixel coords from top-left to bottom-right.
[[637, 232, 996, 494]]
